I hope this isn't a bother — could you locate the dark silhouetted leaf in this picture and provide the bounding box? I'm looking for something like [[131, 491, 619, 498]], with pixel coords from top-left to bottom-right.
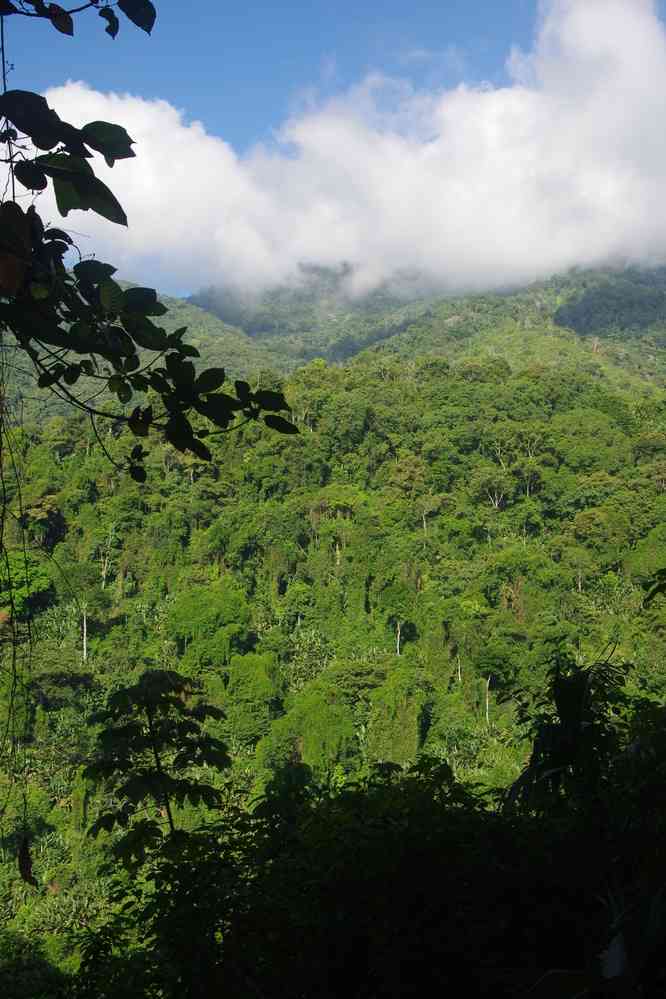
[[178, 344, 200, 358], [122, 285, 166, 315], [99, 6, 119, 38], [122, 313, 169, 350], [128, 407, 150, 437], [253, 389, 288, 411], [165, 414, 195, 452], [264, 414, 299, 434], [0, 91, 61, 146], [38, 152, 127, 225], [188, 437, 212, 462], [37, 367, 64, 388], [129, 464, 146, 483], [74, 259, 117, 284], [49, 4, 74, 35], [118, 0, 155, 33], [43, 227, 73, 244], [235, 379, 251, 404], [166, 352, 195, 386], [82, 120, 135, 166], [195, 367, 226, 394], [100, 277, 124, 313], [14, 160, 47, 191]]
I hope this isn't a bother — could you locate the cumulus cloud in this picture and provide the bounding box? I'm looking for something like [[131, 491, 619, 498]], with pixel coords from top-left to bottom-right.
[[31, 0, 666, 296]]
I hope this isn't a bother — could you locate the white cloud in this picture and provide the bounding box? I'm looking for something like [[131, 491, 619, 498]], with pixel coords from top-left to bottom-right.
[[31, 0, 666, 296]]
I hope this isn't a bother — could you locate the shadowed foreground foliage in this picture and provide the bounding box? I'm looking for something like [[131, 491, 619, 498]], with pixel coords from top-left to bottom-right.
[[5, 657, 662, 999]]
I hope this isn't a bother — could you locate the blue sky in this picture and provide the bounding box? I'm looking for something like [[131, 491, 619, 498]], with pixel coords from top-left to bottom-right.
[[13, 0, 666, 296], [11, 0, 536, 150]]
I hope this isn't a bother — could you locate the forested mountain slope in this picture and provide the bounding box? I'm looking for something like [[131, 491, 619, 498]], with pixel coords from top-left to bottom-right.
[[3, 266, 666, 994], [190, 264, 666, 378]]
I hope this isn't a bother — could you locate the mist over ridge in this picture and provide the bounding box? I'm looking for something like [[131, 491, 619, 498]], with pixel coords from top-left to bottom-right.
[[33, 0, 666, 299]]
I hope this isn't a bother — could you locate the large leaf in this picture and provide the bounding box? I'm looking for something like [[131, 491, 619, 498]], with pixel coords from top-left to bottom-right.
[[39, 154, 128, 225], [74, 259, 117, 284], [100, 278, 125, 313], [0, 201, 30, 256], [118, 0, 156, 33], [188, 437, 212, 462], [71, 174, 128, 224], [122, 314, 169, 350], [122, 286, 167, 316], [166, 352, 195, 387], [165, 414, 195, 452], [264, 414, 299, 434], [253, 388, 289, 412], [0, 90, 61, 147], [195, 367, 226, 394], [0, 202, 29, 295], [49, 4, 74, 35], [14, 160, 47, 191], [81, 120, 135, 167]]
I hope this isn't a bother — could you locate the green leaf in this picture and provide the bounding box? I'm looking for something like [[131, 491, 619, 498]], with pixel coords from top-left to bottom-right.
[[49, 4, 74, 35], [118, 0, 156, 33], [100, 278, 124, 313], [74, 259, 117, 284], [38, 153, 127, 225], [99, 6, 119, 38], [122, 286, 167, 316], [14, 160, 47, 191], [264, 414, 299, 435], [81, 120, 135, 166], [195, 367, 226, 394]]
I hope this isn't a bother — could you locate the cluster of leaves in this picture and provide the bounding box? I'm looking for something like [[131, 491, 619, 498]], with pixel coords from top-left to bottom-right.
[[85, 668, 230, 864], [0, 2, 297, 482]]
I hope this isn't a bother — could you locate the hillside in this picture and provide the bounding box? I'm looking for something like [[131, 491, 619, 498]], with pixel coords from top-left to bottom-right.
[[187, 265, 666, 383], [3, 265, 666, 994]]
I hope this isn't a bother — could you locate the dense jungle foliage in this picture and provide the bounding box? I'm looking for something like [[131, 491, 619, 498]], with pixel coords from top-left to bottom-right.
[[2, 268, 666, 996]]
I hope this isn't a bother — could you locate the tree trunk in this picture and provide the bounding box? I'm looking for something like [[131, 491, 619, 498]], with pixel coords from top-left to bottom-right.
[[82, 606, 87, 663], [396, 620, 402, 656]]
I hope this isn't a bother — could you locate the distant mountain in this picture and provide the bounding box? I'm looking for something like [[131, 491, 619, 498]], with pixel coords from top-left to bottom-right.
[[11, 265, 666, 427], [185, 265, 666, 384]]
